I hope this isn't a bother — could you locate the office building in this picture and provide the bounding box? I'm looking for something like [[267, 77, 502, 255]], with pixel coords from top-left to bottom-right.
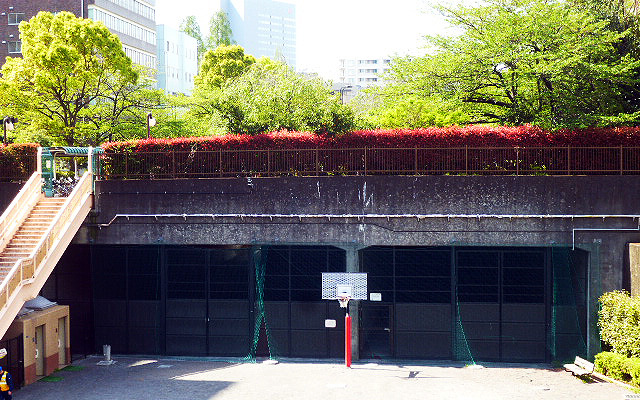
[[0, 0, 157, 70], [156, 25, 198, 95], [220, 0, 296, 67]]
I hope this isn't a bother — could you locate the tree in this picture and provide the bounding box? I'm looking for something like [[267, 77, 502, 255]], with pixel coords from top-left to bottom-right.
[[191, 59, 354, 134], [195, 45, 256, 88], [571, 0, 640, 122], [180, 16, 207, 62], [80, 67, 169, 143], [208, 11, 234, 49], [0, 11, 138, 145], [380, 0, 640, 129]]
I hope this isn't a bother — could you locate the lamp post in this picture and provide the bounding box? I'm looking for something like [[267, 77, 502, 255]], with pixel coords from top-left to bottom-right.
[[146, 112, 156, 139], [3, 117, 16, 145], [339, 85, 352, 104]]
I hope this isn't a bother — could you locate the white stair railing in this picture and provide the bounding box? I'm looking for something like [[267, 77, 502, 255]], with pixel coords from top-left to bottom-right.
[[0, 171, 93, 337]]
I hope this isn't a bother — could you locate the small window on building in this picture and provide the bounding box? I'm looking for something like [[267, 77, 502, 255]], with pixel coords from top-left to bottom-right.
[[8, 13, 25, 25], [8, 41, 21, 53]]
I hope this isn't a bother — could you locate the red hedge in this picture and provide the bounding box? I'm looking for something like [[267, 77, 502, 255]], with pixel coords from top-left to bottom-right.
[[101, 126, 640, 153]]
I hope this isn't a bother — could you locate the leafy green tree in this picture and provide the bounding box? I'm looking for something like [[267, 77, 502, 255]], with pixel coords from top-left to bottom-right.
[[81, 68, 169, 142], [208, 11, 234, 49], [193, 60, 354, 134], [571, 0, 640, 123], [0, 11, 138, 145], [380, 0, 640, 129], [195, 44, 256, 88], [180, 16, 207, 62]]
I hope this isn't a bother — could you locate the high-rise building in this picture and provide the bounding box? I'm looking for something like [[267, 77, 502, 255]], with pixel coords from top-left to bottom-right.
[[220, 0, 296, 67], [88, 0, 157, 70], [338, 57, 392, 86], [156, 25, 198, 95], [0, 0, 157, 70]]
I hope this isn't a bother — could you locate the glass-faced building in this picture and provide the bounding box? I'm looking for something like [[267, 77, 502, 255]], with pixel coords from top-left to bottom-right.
[[221, 0, 296, 67]]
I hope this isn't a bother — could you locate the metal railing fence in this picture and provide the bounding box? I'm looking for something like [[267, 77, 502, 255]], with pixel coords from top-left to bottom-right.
[[95, 146, 640, 179], [0, 153, 38, 182]]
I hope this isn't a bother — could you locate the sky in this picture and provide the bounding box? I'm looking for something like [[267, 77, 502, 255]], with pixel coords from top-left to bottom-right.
[[155, 0, 452, 80]]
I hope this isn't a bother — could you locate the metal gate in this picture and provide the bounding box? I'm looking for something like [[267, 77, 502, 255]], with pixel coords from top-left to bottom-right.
[[165, 247, 251, 356], [262, 246, 346, 358], [360, 246, 550, 362], [360, 247, 452, 360], [456, 249, 548, 362]]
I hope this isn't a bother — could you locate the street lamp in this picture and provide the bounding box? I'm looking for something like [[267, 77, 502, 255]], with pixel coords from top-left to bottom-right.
[[3, 117, 16, 145], [339, 85, 352, 105], [146, 112, 156, 139]]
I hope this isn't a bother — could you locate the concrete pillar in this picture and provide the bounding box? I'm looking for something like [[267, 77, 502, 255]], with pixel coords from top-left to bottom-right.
[[629, 243, 640, 297]]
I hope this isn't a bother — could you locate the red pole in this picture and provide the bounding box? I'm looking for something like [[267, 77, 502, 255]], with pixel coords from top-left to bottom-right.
[[345, 312, 352, 367]]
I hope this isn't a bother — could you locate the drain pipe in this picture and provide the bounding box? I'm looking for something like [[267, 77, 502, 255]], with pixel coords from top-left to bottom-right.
[[97, 213, 640, 228]]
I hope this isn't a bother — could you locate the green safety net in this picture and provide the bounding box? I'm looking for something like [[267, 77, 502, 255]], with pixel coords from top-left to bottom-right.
[[453, 298, 476, 365], [452, 245, 597, 364], [549, 246, 587, 361], [244, 247, 279, 362]]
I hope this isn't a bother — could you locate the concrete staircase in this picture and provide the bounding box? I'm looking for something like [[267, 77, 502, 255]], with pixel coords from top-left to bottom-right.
[[0, 198, 66, 282], [0, 171, 93, 339]]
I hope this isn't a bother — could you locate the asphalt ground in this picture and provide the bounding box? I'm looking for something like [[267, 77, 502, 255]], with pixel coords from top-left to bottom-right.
[[14, 355, 634, 400]]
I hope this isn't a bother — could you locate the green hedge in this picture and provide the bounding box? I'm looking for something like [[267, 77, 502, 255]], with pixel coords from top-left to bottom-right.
[[598, 290, 640, 358], [595, 352, 640, 387]]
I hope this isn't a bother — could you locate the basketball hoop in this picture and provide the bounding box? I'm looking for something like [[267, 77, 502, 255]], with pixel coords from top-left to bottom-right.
[[338, 296, 350, 308], [321, 273, 367, 368]]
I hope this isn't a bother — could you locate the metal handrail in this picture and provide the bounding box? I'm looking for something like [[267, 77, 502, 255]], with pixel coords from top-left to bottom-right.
[[0, 171, 92, 311]]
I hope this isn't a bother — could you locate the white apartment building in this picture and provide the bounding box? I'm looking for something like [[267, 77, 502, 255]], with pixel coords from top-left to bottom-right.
[[338, 57, 392, 86], [156, 25, 197, 95]]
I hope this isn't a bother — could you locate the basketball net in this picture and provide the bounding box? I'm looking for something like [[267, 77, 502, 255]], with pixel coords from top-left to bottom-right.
[[338, 296, 350, 308]]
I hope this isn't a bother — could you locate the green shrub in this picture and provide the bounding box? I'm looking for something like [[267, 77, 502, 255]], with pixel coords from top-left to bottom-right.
[[595, 352, 627, 380], [627, 357, 640, 387], [598, 290, 640, 357], [595, 352, 640, 386]]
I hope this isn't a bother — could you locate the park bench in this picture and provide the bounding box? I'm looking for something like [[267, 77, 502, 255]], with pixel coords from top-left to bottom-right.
[[564, 356, 594, 377]]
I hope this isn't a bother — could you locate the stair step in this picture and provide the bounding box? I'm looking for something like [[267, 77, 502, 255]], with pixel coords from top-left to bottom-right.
[[8, 242, 39, 247], [24, 218, 54, 222], [4, 246, 35, 251], [0, 254, 30, 259], [4, 247, 35, 252]]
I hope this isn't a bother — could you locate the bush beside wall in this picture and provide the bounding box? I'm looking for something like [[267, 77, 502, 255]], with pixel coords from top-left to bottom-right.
[[595, 352, 640, 387], [598, 291, 640, 358]]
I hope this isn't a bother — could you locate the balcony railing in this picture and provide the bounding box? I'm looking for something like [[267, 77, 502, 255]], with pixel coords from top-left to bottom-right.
[[95, 146, 640, 179]]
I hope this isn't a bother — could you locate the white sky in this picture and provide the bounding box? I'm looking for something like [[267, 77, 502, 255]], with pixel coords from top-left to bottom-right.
[[155, 0, 452, 81]]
